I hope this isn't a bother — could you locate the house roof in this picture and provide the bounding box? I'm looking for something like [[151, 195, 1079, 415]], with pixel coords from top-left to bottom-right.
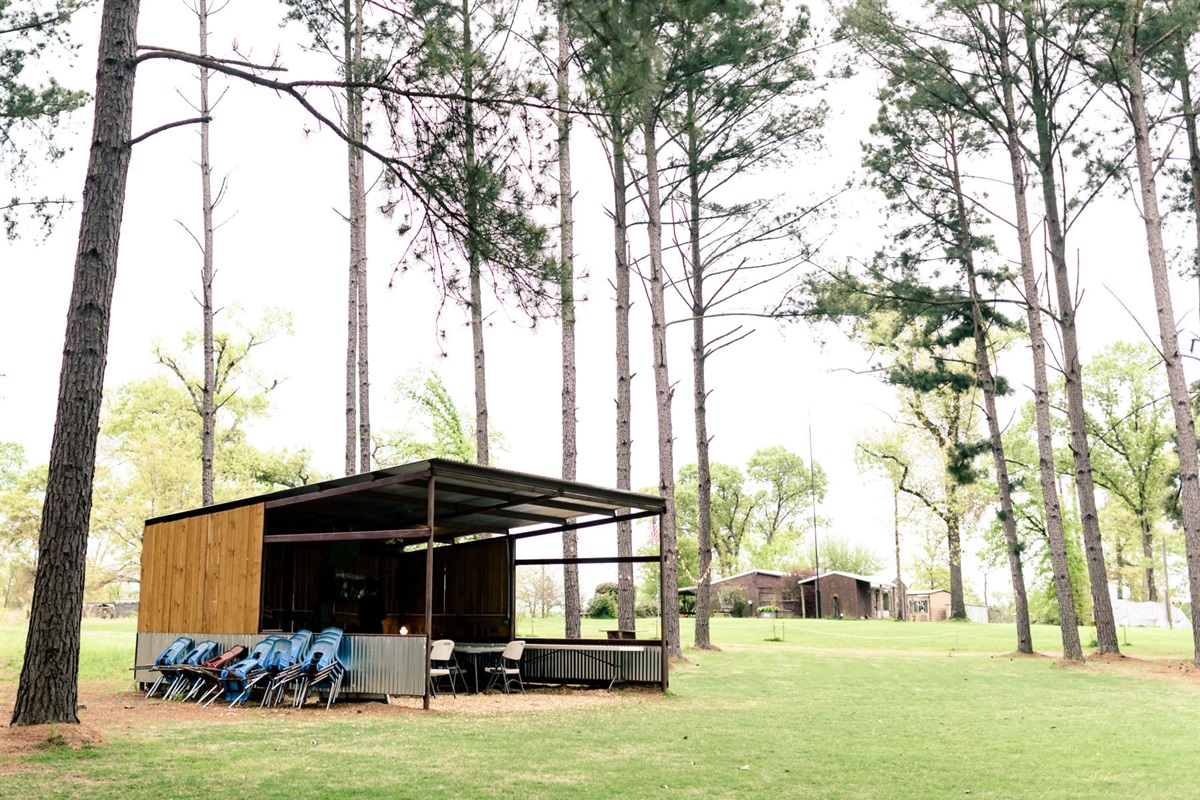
[[145, 458, 666, 542], [906, 588, 949, 596], [796, 570, 894, 588], [677, 569, 788, 595]]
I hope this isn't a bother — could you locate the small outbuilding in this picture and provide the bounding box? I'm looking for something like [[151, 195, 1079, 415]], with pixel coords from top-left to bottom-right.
[[678, 569, 798, 616], [796, 571, 894, 619], [135, 459, 668, 705]]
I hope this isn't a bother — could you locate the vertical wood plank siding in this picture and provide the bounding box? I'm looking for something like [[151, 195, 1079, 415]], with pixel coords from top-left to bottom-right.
[[138, 504, 265, 634]]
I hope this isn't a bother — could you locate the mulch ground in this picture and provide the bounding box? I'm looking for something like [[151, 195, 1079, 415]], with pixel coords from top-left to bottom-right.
[[0, 680, 661, 763]]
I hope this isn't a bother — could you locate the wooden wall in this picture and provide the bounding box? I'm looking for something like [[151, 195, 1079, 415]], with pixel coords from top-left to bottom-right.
[[139, 504, 265, 634]]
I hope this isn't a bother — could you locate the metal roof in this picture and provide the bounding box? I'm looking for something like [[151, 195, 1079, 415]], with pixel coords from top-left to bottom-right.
[[796, 570, 894, 588], [146, 458, 666, 541]]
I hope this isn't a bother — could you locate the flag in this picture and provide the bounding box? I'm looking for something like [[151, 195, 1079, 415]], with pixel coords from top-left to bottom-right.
[[649, 517, 659, 545]]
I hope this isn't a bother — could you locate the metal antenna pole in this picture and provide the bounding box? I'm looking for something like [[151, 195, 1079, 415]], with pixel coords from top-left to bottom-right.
[[810, 412, 822, 619]]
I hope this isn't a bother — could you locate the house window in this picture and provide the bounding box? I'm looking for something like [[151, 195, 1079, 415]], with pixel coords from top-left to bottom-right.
[[911, 598, 928, 614], [882, 592, 889, 612]]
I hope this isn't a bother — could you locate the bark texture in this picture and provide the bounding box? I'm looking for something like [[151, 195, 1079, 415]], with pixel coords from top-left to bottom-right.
[[893, 487, 904, 620], [463, 0, 487, 467], [996, 18, 1082, 658], [11, 0, 140, 726], [343, 0, 359, 476], [687, 87, 713, 649], [557, 3, 581, 640], [643, 102, 680, 658], [1023, 11, 1119, 654], [352, 0, 369, 474], [1122, 26, 1200, 666], [198, 0, 215, 506], [949, 141, 1031, 651], [612, 119, 635, 633]]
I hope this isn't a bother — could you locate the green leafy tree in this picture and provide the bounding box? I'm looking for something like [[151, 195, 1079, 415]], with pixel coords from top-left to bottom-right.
[[674, 462, 755, 579], [372, 368, 488, 464], [819, 535, 884, 576], [0, 444, 43, 608], [86, 375, 323, 596], [1084, 341, 1176, 601]]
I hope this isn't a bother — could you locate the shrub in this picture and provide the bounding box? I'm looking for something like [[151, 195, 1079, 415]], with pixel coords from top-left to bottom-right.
[[719, 584, 748, 617], [635, 602, 659, 618], [587, 593, 617, 618]]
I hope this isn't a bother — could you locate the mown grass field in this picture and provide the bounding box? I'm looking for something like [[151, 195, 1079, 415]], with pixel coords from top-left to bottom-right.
[[1, 617, 1197, 799]]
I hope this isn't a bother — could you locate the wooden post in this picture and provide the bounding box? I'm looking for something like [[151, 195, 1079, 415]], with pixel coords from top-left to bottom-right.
[[424, 476, 435, 710]]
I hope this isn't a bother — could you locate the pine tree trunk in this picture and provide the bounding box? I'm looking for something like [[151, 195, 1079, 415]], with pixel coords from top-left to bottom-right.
[[688, 87, 713, 650], [343, 0, 359, 476], [11, 0, 140, 726], [966, 263, 1031, 648], [613, 118, 635, 634], [643, 101, 680, 658], [1023, 11, 1119, 655], [353, 0, 370, 474], [1141, 518, 1156, 602], [1000, 7, 1082, 659], [949, 141, 1031, 648], [1122, 29, 1200, 666], [462, 0, 487, 467], [947, 492, 965, 621], [557, 2, 581, 640], [350, 0, 369, 474], [893, 487, 904, 620], [198, 0, 215, 507]]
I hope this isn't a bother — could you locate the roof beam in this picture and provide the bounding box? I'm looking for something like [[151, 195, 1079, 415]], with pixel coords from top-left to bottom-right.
[[263, 527, 431, 544], [263, 468, 432, 510]]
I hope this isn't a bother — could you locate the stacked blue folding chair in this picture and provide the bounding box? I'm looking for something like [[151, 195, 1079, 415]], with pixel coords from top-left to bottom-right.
[[213, 635, 290, 708], [163, 639, 219, 701], [260, 629, 314, 708], [291, 627, 347, 710], [141, 636, 194, 699]]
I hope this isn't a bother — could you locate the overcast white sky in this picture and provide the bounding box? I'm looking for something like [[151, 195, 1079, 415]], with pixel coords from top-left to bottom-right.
[[2, 2, 1196, 601]]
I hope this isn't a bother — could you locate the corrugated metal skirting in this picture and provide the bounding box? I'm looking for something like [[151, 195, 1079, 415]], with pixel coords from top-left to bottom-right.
[[135, 633, 427, 697], [521, 644, 662, 686]]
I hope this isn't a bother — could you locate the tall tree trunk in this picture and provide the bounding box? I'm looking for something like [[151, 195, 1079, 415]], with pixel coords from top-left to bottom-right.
[[893, 486, 904, 620], [988, 9, 1083, 657], [644, 101, 680, 658], [353, 0, 370, 474], [687, 87, 713, 650], [557, 2, 581, 639], [947, 491, 965, 620], [612, 117, 635, 634], [1023, 12, 1119, 655], [1141, 517, 1157, 601], [198, 0, 215, 506], [949, 139, 1031, 649], [11, 0, 140, 726], [343, 0, 359, 476], [1122, 27, 1200, 666], [1001, 3, 1082, 659], [462, 0, 487, 467]]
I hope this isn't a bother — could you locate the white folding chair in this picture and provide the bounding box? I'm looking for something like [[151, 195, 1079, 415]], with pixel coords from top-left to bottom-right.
[[483, 640, 526, 694]]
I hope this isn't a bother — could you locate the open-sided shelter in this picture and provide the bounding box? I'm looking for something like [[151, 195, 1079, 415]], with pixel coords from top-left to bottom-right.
[[135, 459, 668, 706]]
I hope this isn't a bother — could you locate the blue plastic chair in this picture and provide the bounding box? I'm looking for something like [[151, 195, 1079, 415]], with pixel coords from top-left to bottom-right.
[[143, 636, 194, 699]]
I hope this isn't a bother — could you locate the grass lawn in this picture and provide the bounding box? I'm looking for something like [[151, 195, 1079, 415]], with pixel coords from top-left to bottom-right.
[[1, 617, 1197, 799]]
